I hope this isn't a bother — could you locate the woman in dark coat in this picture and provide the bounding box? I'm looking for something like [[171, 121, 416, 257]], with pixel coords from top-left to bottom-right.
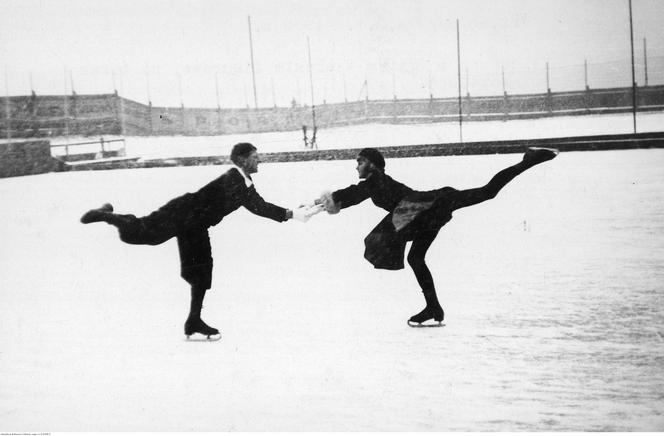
[[314, 147, 558, 326]]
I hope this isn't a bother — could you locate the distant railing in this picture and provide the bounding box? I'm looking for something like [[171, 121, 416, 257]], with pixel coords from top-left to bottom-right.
[[51, 137, 126, 162]]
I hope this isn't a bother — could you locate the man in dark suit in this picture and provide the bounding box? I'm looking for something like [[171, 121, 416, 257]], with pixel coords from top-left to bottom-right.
[[312, 147, 558, 326], [80, 142, 313, 339]]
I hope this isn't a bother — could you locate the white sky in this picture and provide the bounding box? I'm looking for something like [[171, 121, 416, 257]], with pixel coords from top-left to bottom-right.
[[1, 0, 663, 107]]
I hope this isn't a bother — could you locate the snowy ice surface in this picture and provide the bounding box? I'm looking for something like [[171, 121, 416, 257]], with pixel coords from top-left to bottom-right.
[[49, 111, 664, 159], [2, 143, 664, 430]]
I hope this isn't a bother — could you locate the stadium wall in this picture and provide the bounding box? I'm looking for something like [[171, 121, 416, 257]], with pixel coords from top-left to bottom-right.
[[0, 140, 64, 178], [2, 85, 663, 138]]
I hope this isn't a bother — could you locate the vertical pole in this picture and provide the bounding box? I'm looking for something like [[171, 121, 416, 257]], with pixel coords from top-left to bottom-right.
[[215, 72, 220, 109], [145, 68, 151, 104], [465, 68, 469, 95], [215, 72, 221, 133], [456, 19, 463, 143], [584, 59, 588, 88], [643, 37, 648, 86], [178, 73, 183, 107], [307, 36, 317, 149], [502, 66, 506, 94], [628, 0, 637, 133], [4, 66, 10, 143], [63, 67, 69, 155], [428, 69, 432, 97], [343, 72, 347, 102], [248, 15, 258, 109], [119, 72, 125, 137], [177, 72, 184, 133]]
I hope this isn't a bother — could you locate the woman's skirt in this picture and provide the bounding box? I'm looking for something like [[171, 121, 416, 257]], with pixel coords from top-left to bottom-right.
[[363, 187, 458, 270]]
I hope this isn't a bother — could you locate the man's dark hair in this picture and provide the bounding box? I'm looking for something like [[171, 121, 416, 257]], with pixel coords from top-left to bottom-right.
[[358, 148, 385, 171], [230, 142, 257, 165]]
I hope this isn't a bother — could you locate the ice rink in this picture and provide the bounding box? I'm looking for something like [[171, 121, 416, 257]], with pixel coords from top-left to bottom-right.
[[1, 147, 664, 431]]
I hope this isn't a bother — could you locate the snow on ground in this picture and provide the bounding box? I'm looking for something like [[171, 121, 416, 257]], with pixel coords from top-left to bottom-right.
[[49, 111, 664, 159], [1, 148, 664, 431]]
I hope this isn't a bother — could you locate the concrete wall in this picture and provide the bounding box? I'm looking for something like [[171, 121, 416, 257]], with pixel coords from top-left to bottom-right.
[[0, 93, 122, 138], [0, 140, 63, 178]]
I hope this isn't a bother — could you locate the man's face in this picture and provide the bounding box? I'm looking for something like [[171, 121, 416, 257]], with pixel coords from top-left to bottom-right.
[[356, 156, 374, 179], [239, 151, 259, 174]]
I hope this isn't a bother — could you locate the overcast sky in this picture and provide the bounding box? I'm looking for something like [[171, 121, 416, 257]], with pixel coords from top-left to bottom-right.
[[2, 0, 663, 108]]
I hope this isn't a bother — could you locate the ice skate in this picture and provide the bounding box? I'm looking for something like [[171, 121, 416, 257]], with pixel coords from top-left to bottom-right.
[[184, 317, 221, 341], [80, 203, 114, 224], [522, 147, 559, 166], [407, 304, 445, 328]]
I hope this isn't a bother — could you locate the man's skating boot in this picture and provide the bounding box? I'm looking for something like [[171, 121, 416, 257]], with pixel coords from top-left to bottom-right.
[[184, 317, 220, 338], [80, 203, 114, 224], [185, 285, 220, 340], [522, 147, 559, 167], [408, 289, 444, 326]]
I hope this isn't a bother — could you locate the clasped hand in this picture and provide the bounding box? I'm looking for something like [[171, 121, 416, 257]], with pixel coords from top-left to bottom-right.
[[291, 204, 325, 222]]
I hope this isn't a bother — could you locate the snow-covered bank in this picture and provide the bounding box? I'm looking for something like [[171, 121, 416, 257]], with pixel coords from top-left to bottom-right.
[[49, 111, 664, 160]]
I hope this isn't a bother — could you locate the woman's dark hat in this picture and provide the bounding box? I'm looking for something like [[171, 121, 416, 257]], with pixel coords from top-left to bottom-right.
[[358, 148, 385, 170]]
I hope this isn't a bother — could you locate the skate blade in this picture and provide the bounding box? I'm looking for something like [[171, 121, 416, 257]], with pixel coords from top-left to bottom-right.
[[528, 147, 559, 157], [407, 320, 445, 328], [185, 333, 222, 341]]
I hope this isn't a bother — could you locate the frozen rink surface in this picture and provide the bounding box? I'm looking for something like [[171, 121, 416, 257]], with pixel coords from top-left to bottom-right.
[[1, 149, 664, 431]]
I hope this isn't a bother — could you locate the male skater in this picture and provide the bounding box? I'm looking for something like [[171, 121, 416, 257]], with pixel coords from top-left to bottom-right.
[[80, 142, 313, 339], [311, 147, 558, 326]]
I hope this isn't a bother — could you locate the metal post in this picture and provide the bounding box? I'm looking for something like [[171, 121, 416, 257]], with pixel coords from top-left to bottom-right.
[[4, 66, 10, 144], [502, 66, 506, 94], [628, 0, 637, 133], [145, 68, 151, 105], [248, 15, 258, 109], [428, 69, 432, 97], [456, 19, 463, 143], [215, 72, 220, 109], [63, 67, 69, 155], [343, 72, 347, 103], [306, 36, 317, 150], [643, 37, 648, 86], [465, 68, 469, 95], [119, 72, 126, 137], [178, 73, 183, 108]]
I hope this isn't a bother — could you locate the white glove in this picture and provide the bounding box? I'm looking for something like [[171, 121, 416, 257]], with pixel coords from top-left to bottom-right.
[[305, 203, 325, 217], [299, 199, 317, 208], [292, 206, 312, 223], [318, 191, 340, 214]]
